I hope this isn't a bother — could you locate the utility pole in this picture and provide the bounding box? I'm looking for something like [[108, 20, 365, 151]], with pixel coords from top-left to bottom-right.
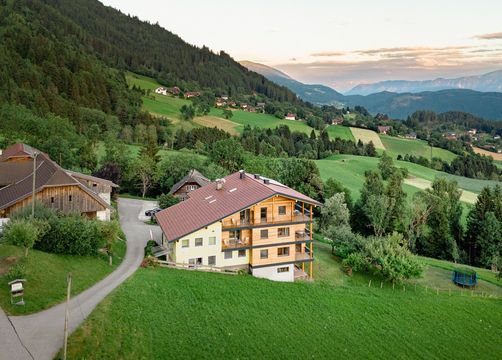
[[63, 272, 72, 360], [31, 152, 39, 218]]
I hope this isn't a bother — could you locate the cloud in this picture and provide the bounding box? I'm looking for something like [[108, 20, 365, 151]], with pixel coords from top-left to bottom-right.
[[310, 51, 346, 57], [475, 32, 502, 40]]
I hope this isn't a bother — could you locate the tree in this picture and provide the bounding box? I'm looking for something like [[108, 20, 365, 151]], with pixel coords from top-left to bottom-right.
[[352, 170, 384, 235], [365, 141, 377, 157], [324, 177, 352, 209], [319, 194, 350, 231], [180, 104, 195, 121], [475, 212, 501, 268], [129, 156, 156, 198], [384, 173, 407, 233], [222, 109, 233, 119], [378, 152, 395, 180], [158, 193, 180, 209], [3, 220, 39, 256], [100, 221, 120, 265], [210, 138, 246, 172]]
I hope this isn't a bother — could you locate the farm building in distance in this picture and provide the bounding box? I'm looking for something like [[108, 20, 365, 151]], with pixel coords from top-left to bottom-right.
[[169, 169, 211, 201], [285, 113, 297, 120], [0, 144, 117, 222], [155, 87, 168, 95], [377, 126, 391, 134], [156, 171, 320, 282]]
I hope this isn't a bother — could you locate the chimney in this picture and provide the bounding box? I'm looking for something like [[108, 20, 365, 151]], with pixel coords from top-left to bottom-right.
[[239, 170, 245, 179], [216, 179, 223, 190], [263, 179, 270, 185], [254, 174, 260, 179]]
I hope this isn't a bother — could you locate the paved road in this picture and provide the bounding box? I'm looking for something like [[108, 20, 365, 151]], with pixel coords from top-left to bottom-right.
[[0, 198, 160, 360]]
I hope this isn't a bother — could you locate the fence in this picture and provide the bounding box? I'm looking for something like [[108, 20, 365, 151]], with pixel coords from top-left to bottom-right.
[[156, 260, 240, 275]]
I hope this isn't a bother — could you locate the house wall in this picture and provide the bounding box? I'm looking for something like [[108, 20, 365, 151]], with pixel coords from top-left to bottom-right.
[[252, 264, 294, 282], [173, 181, 201, 201], [5, 185, 106, 217]]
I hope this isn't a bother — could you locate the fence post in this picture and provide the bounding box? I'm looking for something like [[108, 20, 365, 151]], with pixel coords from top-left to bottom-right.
[[449, 288, 451, 296], [380, 281, 383, 289], [403, 285, 405, 292], [425, 286, 428, 294], [392, 283, 395, 291], [436, 288, 439, 295], [368, 280, 372, 288]]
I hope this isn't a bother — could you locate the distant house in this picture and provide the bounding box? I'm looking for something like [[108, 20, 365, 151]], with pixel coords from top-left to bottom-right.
[[167, 86, 181, 95], [227, 101, 237, 108], [494, 135, 501, 140], [155, 87, 168, 95], [247, 106, 257, 113], [241, 103, 248, 110], [467, 129, 477, 136], [331, 118, 344, 125], [285, 113, 296, 121], [0, 144, 117, 221], [405, 132, 417, 140], [256, 102, 266, 109], [221, 95, 229, 101], [444, 132, 457, 140], [169, 169, 211, 201], [184, 91, 201, 98], [215, 98, 226, 107], [377, 126, 391, 134]]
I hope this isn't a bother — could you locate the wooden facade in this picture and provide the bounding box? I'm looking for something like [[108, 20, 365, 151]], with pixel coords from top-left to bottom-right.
[[2, 185, 106, 218]]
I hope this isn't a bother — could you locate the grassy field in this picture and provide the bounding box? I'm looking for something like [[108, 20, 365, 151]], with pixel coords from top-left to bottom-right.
[[381, 135, 457, 162], [350, 127, 386, 149], [64, 241, 502, 359], [326, 125, 355, 141], [0, 242, 126, 315]]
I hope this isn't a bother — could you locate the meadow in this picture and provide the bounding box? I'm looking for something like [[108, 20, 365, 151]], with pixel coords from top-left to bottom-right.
[[0, 242, 126, 315], [380, 134, 457, 162], [326, 125, 355, 141], [64, 241, 502, 359]]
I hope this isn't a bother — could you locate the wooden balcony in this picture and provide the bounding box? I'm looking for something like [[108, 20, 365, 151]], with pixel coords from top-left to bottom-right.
[[222, 238, 251, 250], [295, 251, 311, 262], [222, 214, 310, 230], [294, 268, 309, 280]]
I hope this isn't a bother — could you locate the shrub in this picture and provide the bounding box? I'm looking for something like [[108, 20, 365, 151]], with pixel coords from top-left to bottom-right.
[[144, 240, 157, 257], [36, 215, 103, 255], [158, 194, 179, 209], [141, 256, 159, 268], [3, 220, 40, 256], [6, 263, 26, 282]]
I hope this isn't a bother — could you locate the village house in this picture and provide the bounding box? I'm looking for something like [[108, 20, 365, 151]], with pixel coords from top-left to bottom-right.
[[156, 171, 321, 282], [467, 129, 477, 136], [444, 132, 457, 141], [0, 144, 117, 222], [404, 132, 417, 140], [331, 118, 344, 125], [377, 126, 391, 134], [155, 87, 168, 95], [167, 86, 181, 95], [184, 91, 201, 98], [169, 169, 211, 201], [285, 113, 296, 121], [221, 95, 229, 101], [215, 98, 227, 107], [240, 103, 248, 110]]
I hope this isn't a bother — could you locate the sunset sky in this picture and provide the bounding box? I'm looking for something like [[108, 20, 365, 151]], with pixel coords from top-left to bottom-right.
[[101, 0, 502, 91]]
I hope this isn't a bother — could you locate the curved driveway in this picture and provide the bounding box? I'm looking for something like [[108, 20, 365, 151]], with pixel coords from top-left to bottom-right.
[[0, 198, 160, 360]]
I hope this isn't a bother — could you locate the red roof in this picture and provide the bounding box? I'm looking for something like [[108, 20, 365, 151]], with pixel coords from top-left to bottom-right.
[[156, 171, 321, 242]]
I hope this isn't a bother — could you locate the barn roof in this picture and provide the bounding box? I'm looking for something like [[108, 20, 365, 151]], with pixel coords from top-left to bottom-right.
[[169, 169, 211, 195]]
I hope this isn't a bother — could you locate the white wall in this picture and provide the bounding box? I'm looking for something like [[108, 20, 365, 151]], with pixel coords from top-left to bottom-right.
[[173, 221, 248, 268], [96, 209, 111, 221], [252, 263, 294, 282], [0, 218, 9, 234], [99, 192, 111, 205]]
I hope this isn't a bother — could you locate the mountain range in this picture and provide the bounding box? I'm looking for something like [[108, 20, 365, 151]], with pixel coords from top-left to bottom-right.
[[240, 61, 502, 120], [346, 70, 502, 95]]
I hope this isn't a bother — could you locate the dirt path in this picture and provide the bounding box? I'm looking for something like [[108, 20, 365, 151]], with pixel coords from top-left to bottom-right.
[[473, 147, 502, 161], [404, 177, 477, 204], [350, 127, 386, 150]]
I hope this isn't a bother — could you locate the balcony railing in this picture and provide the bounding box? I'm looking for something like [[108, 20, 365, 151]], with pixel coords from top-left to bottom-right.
[[222, 214, 310, 229], [295, 251, 311, 262], [222, 238, 251, 250]]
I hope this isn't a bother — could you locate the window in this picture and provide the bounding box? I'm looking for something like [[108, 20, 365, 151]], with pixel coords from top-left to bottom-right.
[[277, 266, 289, 273], [238, 250, 246, 258], [188, 258, 195, 265], [277, 247, 290, 257], [187, 185, 197, 191], [229, 230, 241, 240], [189, 258, 202, 265], [260, 229, 268, 239], [224, 251, 233, 259], [208, 256, 216, 266], [51, 197, 55, 203], [278, 227, 290, 237], [260, 207, 267, 221], [278, 205, 286, 215], [209, 237, 216, 245], [69, 195, 72, 202], [195, 238, 203, 247], [92, 183, 97, 187], [240, 209, 250, 223], [260, 249, 268, 259], [181, 239, 189, 248]]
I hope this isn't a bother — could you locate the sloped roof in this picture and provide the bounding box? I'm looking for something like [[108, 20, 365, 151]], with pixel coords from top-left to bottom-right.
[[66, 170, 118, 188], [156, 171, 321, 242], [0, 144, 113, 211], [169, 169, 211, 194]]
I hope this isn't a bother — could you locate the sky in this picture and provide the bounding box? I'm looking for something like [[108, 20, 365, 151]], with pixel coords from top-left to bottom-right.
[[101, 0, 502, 92]]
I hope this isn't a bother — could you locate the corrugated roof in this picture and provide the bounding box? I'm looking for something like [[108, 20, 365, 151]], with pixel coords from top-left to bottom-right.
[[156, 171, 321, 242], [169, 169, 211, 195], [0, 144, 112, 211]]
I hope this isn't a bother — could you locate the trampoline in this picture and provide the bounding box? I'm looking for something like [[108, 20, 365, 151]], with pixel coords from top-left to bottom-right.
[[452, 268, 478, 287]]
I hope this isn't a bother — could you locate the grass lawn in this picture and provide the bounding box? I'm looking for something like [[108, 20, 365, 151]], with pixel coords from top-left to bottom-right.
[[350, 127, 386, 149], [380, 134, 457, 162], [326, 125, 355, 141], [0, 241, 126, 315], [64, 241, 502, 359]]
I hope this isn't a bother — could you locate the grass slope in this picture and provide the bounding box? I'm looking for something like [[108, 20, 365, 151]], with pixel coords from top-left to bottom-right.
[[326, 125, 355, 141], [350, 127, 386, 149], [380, 135, 457, 162], [65, 242, 502, 359], [0, 242, 126, 315]]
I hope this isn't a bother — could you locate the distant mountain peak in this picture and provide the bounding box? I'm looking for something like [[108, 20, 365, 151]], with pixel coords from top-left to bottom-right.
[[347, 70, 502, 95], [239, 60, 292, 80]]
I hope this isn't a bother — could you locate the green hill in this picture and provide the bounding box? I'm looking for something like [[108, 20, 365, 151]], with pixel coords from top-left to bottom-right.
[[380, 134, 457, 162]]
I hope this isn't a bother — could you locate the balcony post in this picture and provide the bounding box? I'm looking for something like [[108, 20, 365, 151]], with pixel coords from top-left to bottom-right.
[[309, 204, 313, 280]]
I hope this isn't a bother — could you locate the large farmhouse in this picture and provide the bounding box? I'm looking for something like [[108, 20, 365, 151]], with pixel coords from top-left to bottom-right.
[[0, 143, 117, 222], [169, 169, 211, 201], [156, 171, 321, 282]]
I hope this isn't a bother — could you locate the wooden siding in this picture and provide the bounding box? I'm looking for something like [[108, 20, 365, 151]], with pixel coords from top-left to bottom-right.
[[4, 185, 106, 217]]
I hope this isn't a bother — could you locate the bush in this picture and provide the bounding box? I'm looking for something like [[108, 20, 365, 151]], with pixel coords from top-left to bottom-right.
[[144, 240, 157, 257], [3, 220, 40, 256], [158, 194, 179, 209], [6, 263, 26, 282], [36, 215, 103, 255]]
